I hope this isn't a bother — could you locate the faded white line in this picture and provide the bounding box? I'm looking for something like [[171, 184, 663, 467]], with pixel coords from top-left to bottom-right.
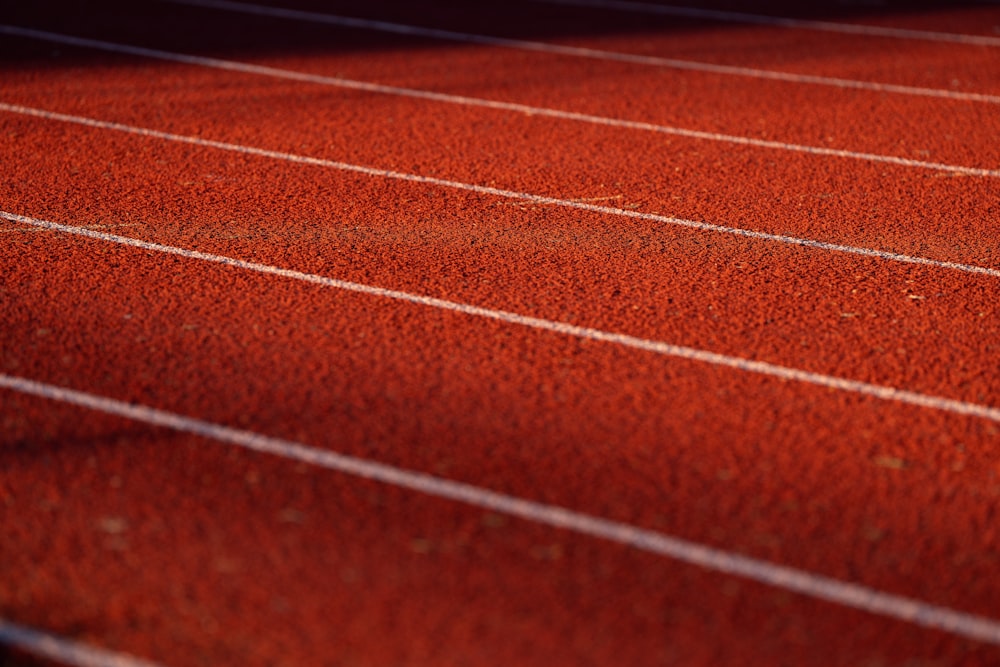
[[3, 373, 1000, 647], [0, 619, 164, 667], [535, 0, 1000, 47], [4, 209, 1000, 425], [151, 0, 1000, 104], [4, 104, 1000, 280]]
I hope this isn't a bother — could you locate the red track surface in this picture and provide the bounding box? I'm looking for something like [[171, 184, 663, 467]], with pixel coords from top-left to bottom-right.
[[2, 1, 999, 665]]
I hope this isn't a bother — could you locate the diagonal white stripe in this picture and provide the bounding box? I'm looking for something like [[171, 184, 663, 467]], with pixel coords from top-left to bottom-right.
[[4, 209, 1000, 425], [6, 54, 994, 178], [0, 619, 164, 667], [0, 25, 1000, 176], [7, 25, 1000, 167], [3, 103, 1000, 280], [3, 373, 1000, 647], [153, 0, 1000, 103], [533, 0, 1000, 47], [8, 22, 1000, 127]]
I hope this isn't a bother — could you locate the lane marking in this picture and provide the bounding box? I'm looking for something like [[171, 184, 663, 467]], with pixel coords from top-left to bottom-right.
[[7, 32, 1000, 178], [4, 373, 1000, 647], [152, 0, 1000, 104], [6, 31, 1000, 180], [4, 209, 1000, 425], [534, 0, 1000, 47], [0, 619, 163, 667], [4, 104, 1000, 280], [13, 23, 1000, 121], [3, 30, 998, 179], [5, 32, 998, 182]]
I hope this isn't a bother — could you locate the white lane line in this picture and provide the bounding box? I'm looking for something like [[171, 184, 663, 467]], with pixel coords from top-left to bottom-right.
[[7, 36, 1000, 183], [3, 373, 1000, 647], [4, 209, 1000, 425], [4, 27, 999, 175], [4, 104, 1000, 280], [6, 31, 998, 182], [0, 619, 164, 667], [23, 31, 990, 185], [13, 25, 1000, 108], [534, 0, 1000, 47], [153, 0, 1000, 104]]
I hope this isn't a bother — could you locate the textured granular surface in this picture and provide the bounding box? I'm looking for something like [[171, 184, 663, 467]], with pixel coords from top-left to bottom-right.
[[2, 1, 999, 665]]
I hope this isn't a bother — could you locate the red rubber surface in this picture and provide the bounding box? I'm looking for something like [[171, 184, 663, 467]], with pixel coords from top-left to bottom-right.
[[2, 1, 1000, 665]]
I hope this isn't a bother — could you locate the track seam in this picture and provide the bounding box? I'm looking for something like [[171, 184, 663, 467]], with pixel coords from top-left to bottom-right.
[[4, 209, 1000, 425], [3, 104, 1000, 280], [3, 373, 1000, 648]]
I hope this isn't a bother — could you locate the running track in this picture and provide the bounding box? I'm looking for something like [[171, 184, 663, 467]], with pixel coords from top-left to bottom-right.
[[2, 0, 999, 665]]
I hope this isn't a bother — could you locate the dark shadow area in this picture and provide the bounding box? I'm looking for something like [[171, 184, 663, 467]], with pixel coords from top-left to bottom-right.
[[0, 0, 996, 70], [0, 635, 63, 667]]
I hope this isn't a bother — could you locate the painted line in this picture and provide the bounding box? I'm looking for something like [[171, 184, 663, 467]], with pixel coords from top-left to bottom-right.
[[6, 31, 1000, 178], [11, 26, 1000, 148], [152, 0, 1000, 104], [3, 373, 1000, 647], [4, 26, 999, 174], [4, 103, 1000, 281], [0, 619, 164, 667], [534, 0, 1000, 47], [5, 32, 998, 181], [13, 25, 1000, 113], [4, 209, 1000, 425], [18, 35, 992, 182]]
